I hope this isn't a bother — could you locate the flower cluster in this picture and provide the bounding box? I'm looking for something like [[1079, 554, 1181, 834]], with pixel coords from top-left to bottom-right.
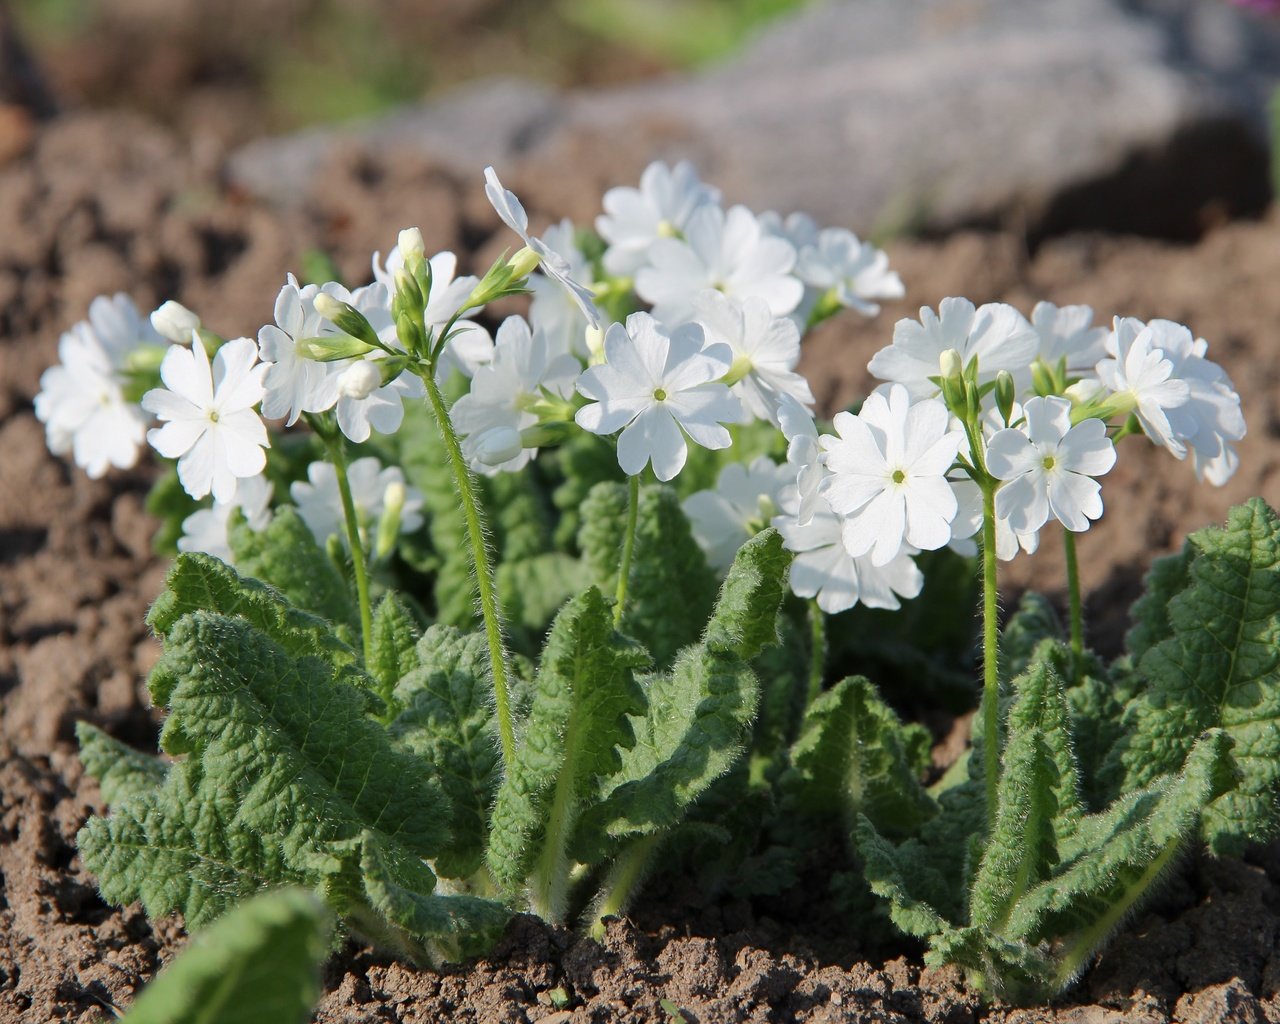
[[35, 162, 1244, 619]]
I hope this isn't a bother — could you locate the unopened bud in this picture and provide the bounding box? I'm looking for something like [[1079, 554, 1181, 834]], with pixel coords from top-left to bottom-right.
[[472, 426, 523, 467], [508, 245, 541, 280], [995, 370, 1016, 426], [938, 348, 963, 382], [151, 301, 202, 344], [1030, 361, 1056, 398], [397, 227, 425, 263], [395, 311, 427, 357], [337, 360, 382, 400], [295, 334, 376, 362], [393, 268, 423, 311], [375, 480, 406, 561], [313, 293, 382, 349], [585, 323, 607, 364]]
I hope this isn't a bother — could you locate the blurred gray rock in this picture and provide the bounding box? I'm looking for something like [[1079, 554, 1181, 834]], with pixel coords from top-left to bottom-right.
[[228, 0, 1280, 237]]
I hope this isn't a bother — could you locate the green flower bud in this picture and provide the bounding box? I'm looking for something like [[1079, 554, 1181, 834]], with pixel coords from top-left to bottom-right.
[[995, 370, 1016, 425], [294, 334, 377, 362]]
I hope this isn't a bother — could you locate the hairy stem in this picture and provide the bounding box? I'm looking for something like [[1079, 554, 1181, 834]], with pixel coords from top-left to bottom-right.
[[1063, 529, 1084, 681], [586, 833, 661, 940], [324, 432, 374, 667], [807, 598, 826, 707], [419, 368, 516, 769], [981, 479, 1001, 831], [613, 474, 641, 628]]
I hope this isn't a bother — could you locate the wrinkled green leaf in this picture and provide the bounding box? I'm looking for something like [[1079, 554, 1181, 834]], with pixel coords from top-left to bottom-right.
[[77, 722, 166, 807], [121, 887, 330, 1024], [369, 592, 421, 711]]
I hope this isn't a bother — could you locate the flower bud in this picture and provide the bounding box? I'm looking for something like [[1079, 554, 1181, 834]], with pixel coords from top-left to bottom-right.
[[585, 323, 607, 364], [938, 348, 963, 382], [472, 426, 523, 467], [313, 293, 382, 349], [375, 479, 406, 561], [336, 360, 382, 400], [397, 227, 425, 263], [151, 301, 201, 344], [508, 245, 541, 280], [994, 370, 1016, 426], [295, 334, 376, 362]]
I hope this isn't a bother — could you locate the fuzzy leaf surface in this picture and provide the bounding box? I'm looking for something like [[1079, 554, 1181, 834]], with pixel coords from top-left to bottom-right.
[[389, 625, 500, 880], [781, 676, 935, 837], [1112, 499, 1280, 854], [120, 887, 330, 1024], [76, 722, 166, 807], [369, 592, 421, 711], [486, 587, 649, 908], [572, 531, 789, 858]]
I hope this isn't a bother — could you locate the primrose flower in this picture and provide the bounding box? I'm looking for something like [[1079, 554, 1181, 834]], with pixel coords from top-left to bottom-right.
[[484, 166, 600, 328], [450, 315, 581, 474], [35, 294, 160, 478], [1097, 317, 1244, 485], [636, 204, 804, 326], [142, 337, 269, 503], [795, 227, 904, 316], [371, 245, 493, 380], [257, 276, 346, 425], [291, 457, 424, 550], [948, 478, 1041, 562], [1030, 301, 1108, 374], [987, 396, 1116, 534], [774, 493, 924, 613], [868, 297, 1038, 400], [150, 300, 202, 344], [575, 312, 741, 481], [177, 474, 274, 563], [683, 456, 795, 572], [777, 393, 825, 526], [596, 159, 722, 276], [820, 384, 965, 566], [692, 290, 813, 425], [530, 219, 597, 360], [758, 210, 819, 253]]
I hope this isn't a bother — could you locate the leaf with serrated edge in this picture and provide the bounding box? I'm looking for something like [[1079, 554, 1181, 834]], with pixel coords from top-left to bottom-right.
[[369, 592, 421, 712], [1113, 499, 1280, 854], [120, 887, 330, 1024], [389, 625, 500, 880], [77, 722, 166, 807], [486, 587, 649, 919], [570, 531, 789, 860]]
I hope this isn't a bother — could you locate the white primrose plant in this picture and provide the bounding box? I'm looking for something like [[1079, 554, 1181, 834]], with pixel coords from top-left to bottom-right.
[[42, 162, 1280, 1006]]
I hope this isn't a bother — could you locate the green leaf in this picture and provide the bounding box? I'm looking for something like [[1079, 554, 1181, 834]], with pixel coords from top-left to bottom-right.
[[120, 888, 330, 1024], [497, 552, 591, 635], [969, 643, 1082, 933], [781, 676, 935, 837], [854, 816, 953, 941], [228, 506, 359, 636], [1111, 499, 1280, 854], [571, 531, 790, 858], [486, 587, 649, 918], [1125, 546, 1192, 665], [79, 610, 496, 962], [579, 482, 719, 669], [389, 625, 501, 880], [1000, 593, 1063, 683], [368, 592, 421, 711], [76, 722, 166, 807], [145, 553, 363, 708]]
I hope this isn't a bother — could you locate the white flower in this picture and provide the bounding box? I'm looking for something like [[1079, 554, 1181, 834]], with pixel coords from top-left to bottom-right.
[[337, 360, 382, 400], [820, 384, 965, 565], [693, 290, 813, 425], [1098, 317, 1244, 485], [682, 456, 794, 572], [290, 457, 424, 550], [774, 493, 923, 613], [371, 246, 493, 380], [35, 294, 160, 478], [596, 159, 722, 276], [987, 396, 1116, 534], [530, 219, 597, 360], [142, 338, 269, 503], [948, 478, 1041, 562], [1030, 301, 1108, 373], [575, 312, 741, 481], [777, 393, 824, 526], [635, 204, 804, 326], [868, 297, 1039, 400], [177, 474, 274, 563], [470, 426, 524, 467], [331, 283, 425, 444], [257, 276, 345, 425], [450, 315, 581, 474], [795, 228, 904, 316], [1095, 317, 1191, 456], [484, 166, 600, 328], [758, 210, 819, 253]]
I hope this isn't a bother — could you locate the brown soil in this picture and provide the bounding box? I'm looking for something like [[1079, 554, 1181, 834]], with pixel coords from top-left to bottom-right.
[[1, 111, 1279, 1023]]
